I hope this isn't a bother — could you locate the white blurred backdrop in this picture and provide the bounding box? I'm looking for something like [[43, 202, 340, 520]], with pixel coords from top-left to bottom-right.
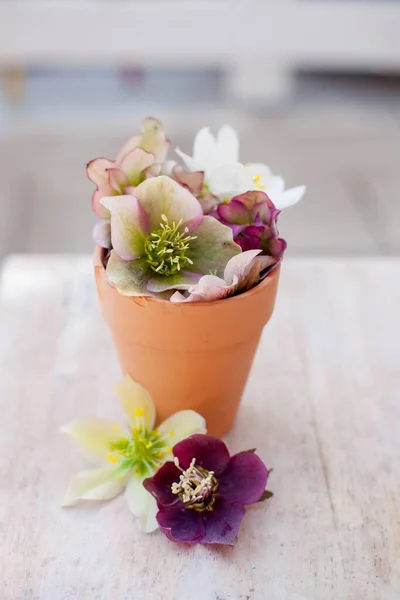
[[0, 1, 399, 259]]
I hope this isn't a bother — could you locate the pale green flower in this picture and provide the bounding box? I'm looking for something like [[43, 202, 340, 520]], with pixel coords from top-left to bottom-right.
[[62, 376, 206, 532]]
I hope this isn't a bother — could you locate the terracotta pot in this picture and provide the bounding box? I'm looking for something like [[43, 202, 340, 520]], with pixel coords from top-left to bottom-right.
[[94, 246, 280, 437]]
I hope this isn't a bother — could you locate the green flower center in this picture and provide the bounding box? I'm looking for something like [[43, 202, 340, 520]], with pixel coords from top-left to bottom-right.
[[108, 424, 170, 477], [171, 458, 219, 512], [144, 214, 197, 276]]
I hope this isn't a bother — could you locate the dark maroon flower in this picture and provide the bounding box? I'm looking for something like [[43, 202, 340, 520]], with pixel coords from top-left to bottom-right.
[[143, 434, 269, 545], [215, 191, 287, 259]]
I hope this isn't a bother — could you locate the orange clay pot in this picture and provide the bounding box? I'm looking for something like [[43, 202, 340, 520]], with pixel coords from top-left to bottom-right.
[[94, 246, 280, 437]]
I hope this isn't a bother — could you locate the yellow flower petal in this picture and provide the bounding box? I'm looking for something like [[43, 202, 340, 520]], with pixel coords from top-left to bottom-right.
[[158, 410, 207, 458], [61, 418, 124, 464], [113, 376, 156, 431], [62, 466, 128, 507]]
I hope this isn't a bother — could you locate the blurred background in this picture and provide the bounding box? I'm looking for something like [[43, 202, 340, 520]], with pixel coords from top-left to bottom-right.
[[0, 0, 399, 261]]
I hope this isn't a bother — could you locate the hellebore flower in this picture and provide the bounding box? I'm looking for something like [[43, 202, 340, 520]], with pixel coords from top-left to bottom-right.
[[160, 161, 204, 196], [159, 160, 219, 215], [144, 434, 269, 545], [87, 117, 170, 248], [170, 249, 275, 303], [215, 190, 287, 257], [176, 125, 239, 178], [176, 125, 305, 209], [62, 376, 206, 532], [102, 176, 241, 297]]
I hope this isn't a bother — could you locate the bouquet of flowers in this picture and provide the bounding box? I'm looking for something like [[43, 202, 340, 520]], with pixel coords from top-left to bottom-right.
[[88, 117, 305, 302]]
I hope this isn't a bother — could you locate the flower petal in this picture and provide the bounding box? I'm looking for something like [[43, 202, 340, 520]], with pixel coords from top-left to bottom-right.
[[223, 249, 262, 285], [92, 189, 111, 219], [105, 252, 160, 297], [217, 125, 239, 163], [185, 274, 236, 302], [174, 168, 204, 196], [143, 461, 182, 506], [101, 195, 149, 261], [193, 127, 219, 174], [175, 148, 199, 172], [277, 185, 306, 209], [266, 175, 285, 198], [173, 434, 230, 475], [124, 475, 158, 532], [117, 117, 169, 164], [157, 504, 205, 543], [134, 176, 203, 233], [187, 216, 241, 277], [223, 192, 279, 229], [201, 498, 245, 545], [217, 199, 251, 225], [61, 417, 122, 463], [218, 451, 268, 505], [244, 162, 273, 183], [169, 290, 204, 303], [207, 163, 244, 200], [140, 117, 170, 163], [116, 135, 141, 163], [62, 466, 127, 507], [92, 218, 111, 249], [120, 147, 155, 186], [197, 191, 219, 215], [158, 410, 207, 445], [146, 271, 201, 293], [113, 375, 156, 431], [107, 167, 129, 193], [87, 158, 116, 190]]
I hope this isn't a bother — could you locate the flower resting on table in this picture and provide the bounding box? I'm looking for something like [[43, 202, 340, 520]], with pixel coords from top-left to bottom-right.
[[102, 175, 241, 297], [144, 434, 269, 545], [61, 376, 206, 532]]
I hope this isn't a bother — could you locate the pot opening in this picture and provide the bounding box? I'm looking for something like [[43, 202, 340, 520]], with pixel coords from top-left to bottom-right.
[[95, 246, 280, 307]]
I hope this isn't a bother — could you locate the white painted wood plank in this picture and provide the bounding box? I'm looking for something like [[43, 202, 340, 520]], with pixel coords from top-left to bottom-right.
[[1, 256, 399, 598], [282, 259, 400, 599], [0, 2, 399, 69]]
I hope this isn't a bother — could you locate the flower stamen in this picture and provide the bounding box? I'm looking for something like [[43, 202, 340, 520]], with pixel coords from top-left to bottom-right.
[[145, 217, 197, 276], [108, 425, 168, 476], [172, 457, 218, 511]]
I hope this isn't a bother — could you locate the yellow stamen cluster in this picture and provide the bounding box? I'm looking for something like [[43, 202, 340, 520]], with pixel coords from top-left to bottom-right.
[[252, 173, 266, 191], [144, 214, 197, 276], [107, 412, 171, 476]]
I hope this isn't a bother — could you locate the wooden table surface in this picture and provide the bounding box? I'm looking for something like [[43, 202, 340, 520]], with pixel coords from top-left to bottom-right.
[[0, 256, 399, 600]]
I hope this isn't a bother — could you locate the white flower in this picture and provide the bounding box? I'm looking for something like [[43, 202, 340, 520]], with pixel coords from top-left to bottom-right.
[[176, 125, 239, 178], [176, 126, 305, 210], [61, 376, 206, 532]]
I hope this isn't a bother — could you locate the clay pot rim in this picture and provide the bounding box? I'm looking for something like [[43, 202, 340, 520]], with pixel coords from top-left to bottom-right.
[[94, 245, 281, 308]]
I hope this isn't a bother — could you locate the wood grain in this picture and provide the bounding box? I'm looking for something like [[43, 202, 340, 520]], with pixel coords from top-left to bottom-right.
[[0, 256, 399, 600]]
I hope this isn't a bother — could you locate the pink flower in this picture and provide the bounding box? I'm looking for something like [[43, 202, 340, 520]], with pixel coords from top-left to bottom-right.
[[160, 161, 218, 214], [87, 118, 169, 248], [171, 249, 275, 303], [102, 176, 240, 297], [144, 434, 269, 545], [215, 190, 287, 258]]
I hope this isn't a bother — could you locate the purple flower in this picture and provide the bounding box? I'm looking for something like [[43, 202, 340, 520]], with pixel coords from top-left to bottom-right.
[[143, 434, 269, 545], [215, 190, 287, 259]]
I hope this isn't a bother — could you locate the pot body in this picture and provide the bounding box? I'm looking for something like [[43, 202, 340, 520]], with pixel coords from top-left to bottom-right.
[[94, 247, 280, 437]]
